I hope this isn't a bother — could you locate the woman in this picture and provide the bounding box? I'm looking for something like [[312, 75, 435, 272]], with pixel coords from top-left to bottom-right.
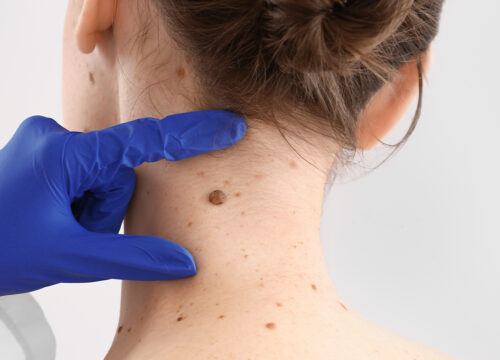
[[63, 0, 451, 358]]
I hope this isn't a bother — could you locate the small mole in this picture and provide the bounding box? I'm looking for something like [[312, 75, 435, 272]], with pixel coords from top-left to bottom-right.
[[187, 221, 193, 227], [209, 190, 227, 205], [235, 192, 241, 197], [176, 304, 183, 312], [259, 283, 264, 287], [117, 326, 123, 333], [241, 211, 245, 216], [215, 303, 219, 306], [289, 160, 297, 168], [88, 72, 95, 85], [176, 66, 185, 79], [83, 127, 90, 132], [177, 315, 185, 322], [338, 301, 348, 311], [218, 315, 225, 319], [311, 284, 317, 291], [265, 322, 276, 330], [146, 190, 150, 196], [196, 171, 205, 176], [244, 254, 248, 259], [127, 327, 132, 333], [224, 180, 230, 185], [276, 302, 283, 307]]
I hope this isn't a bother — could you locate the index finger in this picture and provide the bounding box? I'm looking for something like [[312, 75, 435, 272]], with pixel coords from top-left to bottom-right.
[[66, 110, 247, 169]]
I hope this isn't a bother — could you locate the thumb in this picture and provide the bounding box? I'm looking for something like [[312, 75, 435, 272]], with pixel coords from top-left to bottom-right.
[[57, 232, 197, 283]]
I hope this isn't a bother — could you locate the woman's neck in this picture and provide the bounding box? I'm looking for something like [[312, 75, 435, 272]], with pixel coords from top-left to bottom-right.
[[106, 117, 342, 356]]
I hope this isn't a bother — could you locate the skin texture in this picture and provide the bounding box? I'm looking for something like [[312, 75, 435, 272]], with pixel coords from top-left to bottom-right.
[[62, 0, 452, 359]]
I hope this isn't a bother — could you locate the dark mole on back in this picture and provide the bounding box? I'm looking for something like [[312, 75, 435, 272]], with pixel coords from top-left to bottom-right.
[[209, 190, 227, 205], [117, 326, 123, 333]]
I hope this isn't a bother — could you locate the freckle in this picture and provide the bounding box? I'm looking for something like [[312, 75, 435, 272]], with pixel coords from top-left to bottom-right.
[[265, 322, 276, 330], [127, 327, 132, 333], [185, 55, 191, 64], [146, 190, 151, 195], [140, 316, 144, 322], [289, 160, 297, 168], [176, 304, 183, 312], [241, 211, 245, 216], [176, 315, 185, 322], [260, 277, 263, 281], [197, 171, 205, 176], [293, 245, 297, 248], [254, 173, 264, 180], [209, 190, 226, 205], [88, 72, 95, 85], [311, 284, 317, 291], [187, 221, 192, 227], [174, 207, 179, 212], [244, 254, 248, 259], [176, 66, 185, 79], [276, 302, 283, 307], [235, 192, 241, 197], [224, 180, 230, 185], [225, 232, 230, 236], [117, 326, 123, 333], [189, 302, 194, 306], [338, 301, 348, 311], [83, 127, 90, 132], [218, 315, 225, 319], [259, 283, 264, 287], [215, 303, 219, 306], [241, 248, 246, 252], [292, 210, 296, 215]]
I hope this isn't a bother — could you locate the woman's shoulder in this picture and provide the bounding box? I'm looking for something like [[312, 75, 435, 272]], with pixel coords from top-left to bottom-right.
[[337, 307, 455, 360]]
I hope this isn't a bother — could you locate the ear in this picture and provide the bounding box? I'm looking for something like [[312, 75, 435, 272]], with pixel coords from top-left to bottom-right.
[[76, 0, 117, 54], [356, 46, 434, 151]]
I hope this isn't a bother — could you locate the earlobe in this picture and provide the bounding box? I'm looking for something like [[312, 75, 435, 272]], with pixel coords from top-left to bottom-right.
[[356, 46, 433, 151], [75, 0, 116, 54]]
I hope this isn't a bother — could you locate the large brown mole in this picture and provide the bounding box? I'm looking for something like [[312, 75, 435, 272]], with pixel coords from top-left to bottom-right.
[[209, 190, 227, 205]]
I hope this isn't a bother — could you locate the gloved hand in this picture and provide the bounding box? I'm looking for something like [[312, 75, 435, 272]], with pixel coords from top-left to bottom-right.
[[0, 111, 246, 295]]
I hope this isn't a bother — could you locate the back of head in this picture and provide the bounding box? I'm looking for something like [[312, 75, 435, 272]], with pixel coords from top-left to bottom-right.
[[153, 0, 444, 163]]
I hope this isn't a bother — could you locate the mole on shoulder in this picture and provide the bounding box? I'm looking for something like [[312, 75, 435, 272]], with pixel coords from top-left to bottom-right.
[[209, 190, 227, 205]]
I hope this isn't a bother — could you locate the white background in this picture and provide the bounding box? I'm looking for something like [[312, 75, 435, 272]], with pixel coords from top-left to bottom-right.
[[0, 1, 499, 359]]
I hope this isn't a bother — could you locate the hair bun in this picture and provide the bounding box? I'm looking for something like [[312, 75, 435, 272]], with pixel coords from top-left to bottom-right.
[[262, 0, 414, 74]]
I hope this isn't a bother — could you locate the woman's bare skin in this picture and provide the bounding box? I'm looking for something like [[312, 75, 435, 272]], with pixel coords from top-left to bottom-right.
[[61, 0, 453, 358]]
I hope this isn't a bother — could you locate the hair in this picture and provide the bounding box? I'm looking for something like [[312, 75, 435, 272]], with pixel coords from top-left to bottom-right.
[[149, 0, 444, 177]]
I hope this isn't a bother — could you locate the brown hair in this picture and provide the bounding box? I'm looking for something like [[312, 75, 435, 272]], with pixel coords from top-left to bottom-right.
[[151, 0, 444, 172]]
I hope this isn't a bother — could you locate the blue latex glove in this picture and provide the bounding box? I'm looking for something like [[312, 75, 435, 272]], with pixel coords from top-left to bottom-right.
[[0, 111, 246, 295]]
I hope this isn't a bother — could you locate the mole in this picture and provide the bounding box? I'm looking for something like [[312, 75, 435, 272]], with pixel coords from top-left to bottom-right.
[[209, 190, 227, 205], [177, 315, 185, 322], [127, 327, 132, 333], [88, 72, 95, 85], [289, 160, 297, 168], [218, 315, 225, 319], [117, 326, 123, 334], [187, 221, 193, 227], [311, 284, 317, 291], [176, 66, 185, 80], [276, 302, 283, 307], [338, 301, 348, 311], [265, 322, 276, 330]]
